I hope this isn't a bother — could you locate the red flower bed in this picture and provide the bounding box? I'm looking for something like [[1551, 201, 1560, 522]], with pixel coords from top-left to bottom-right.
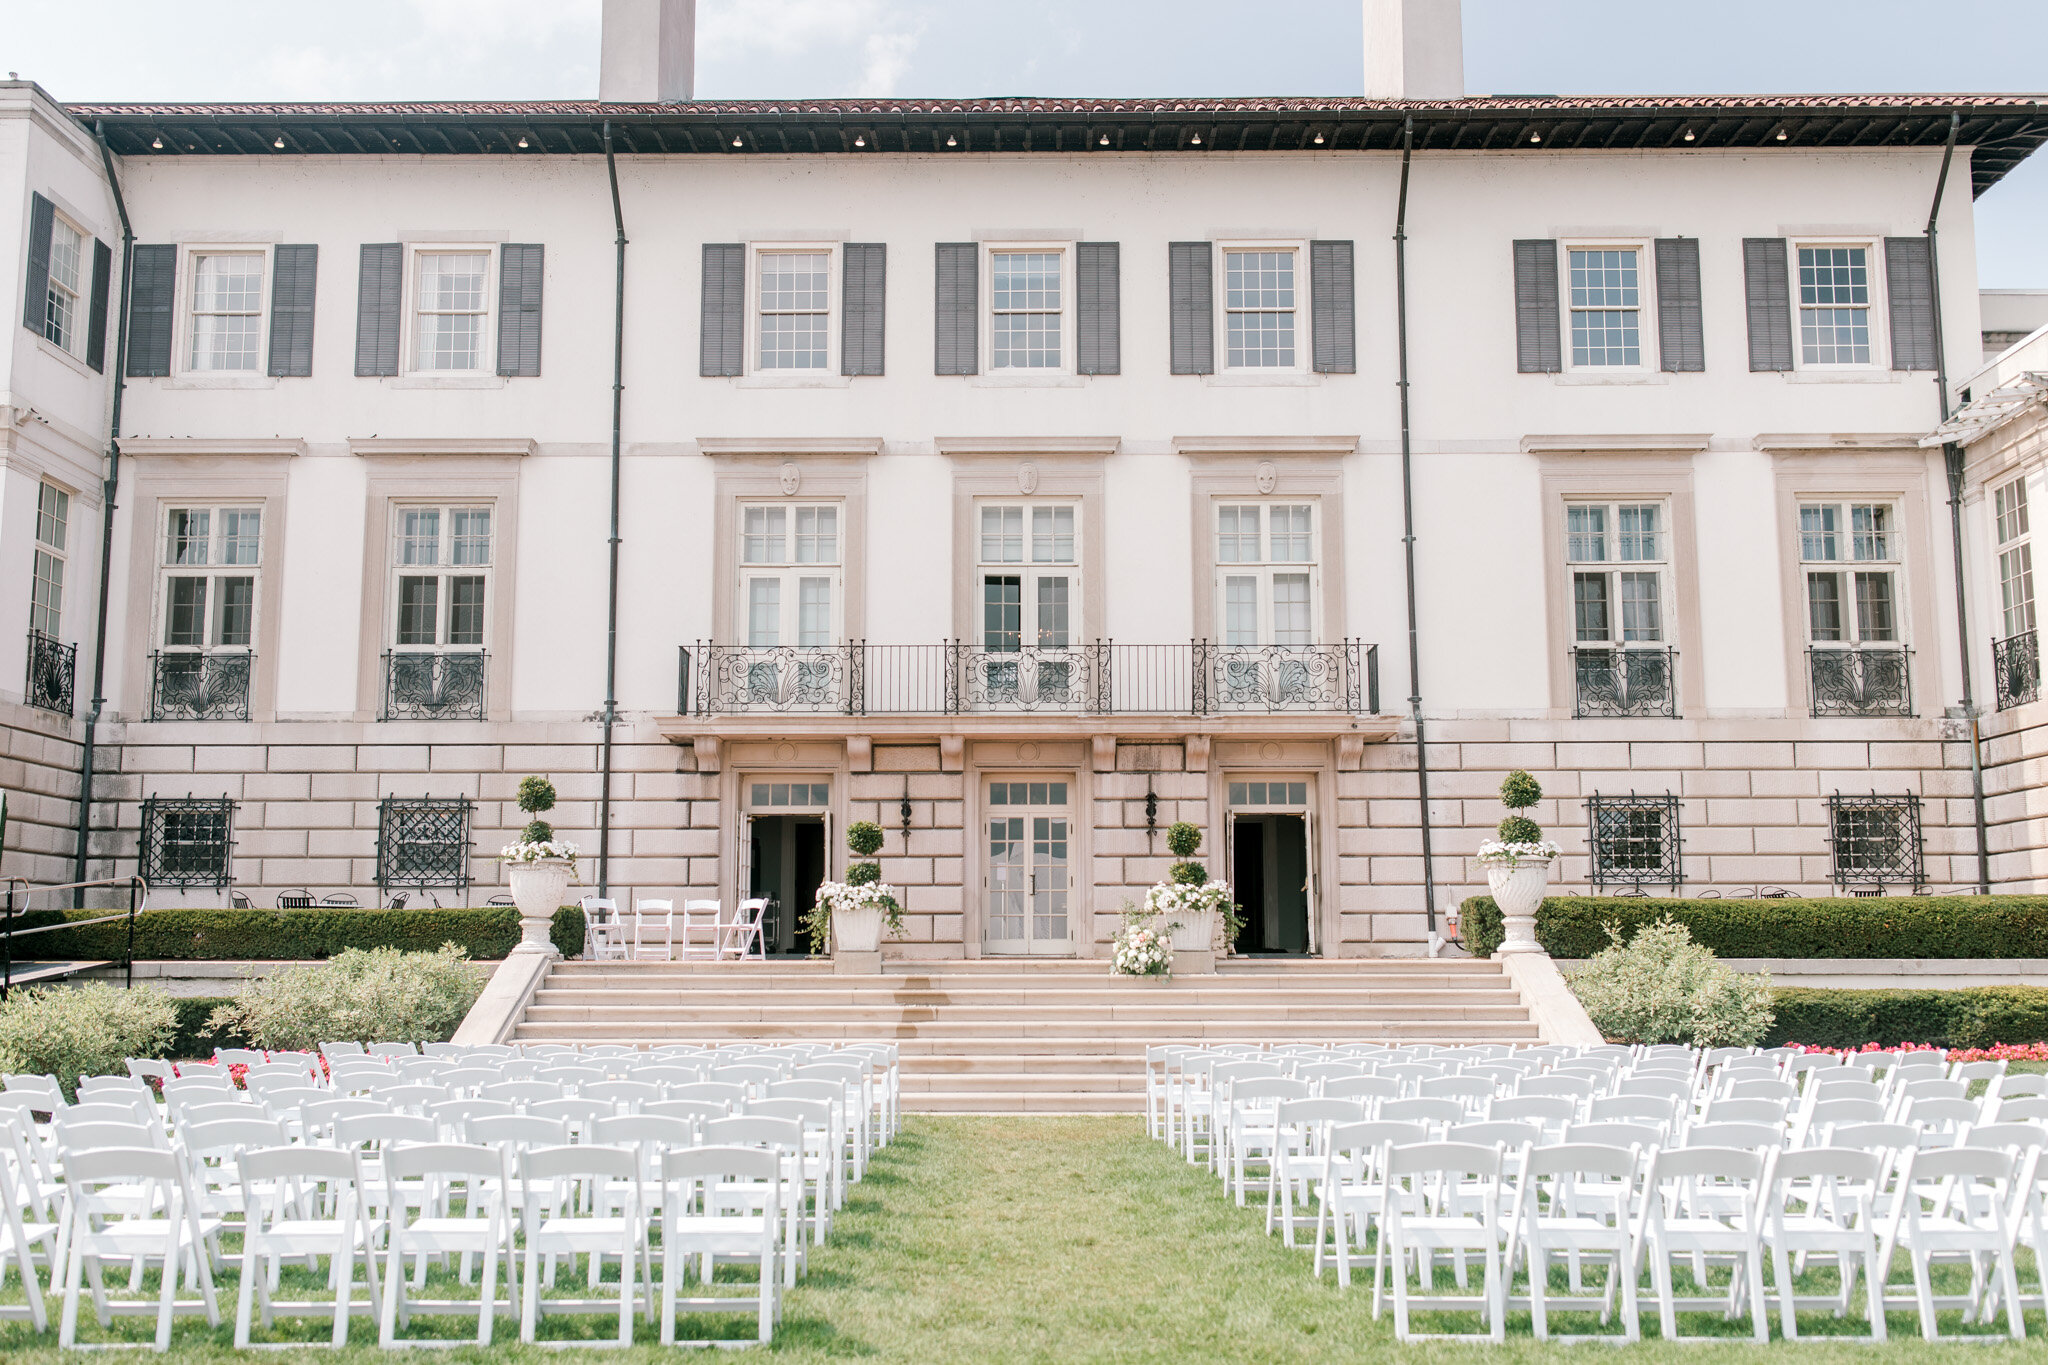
[[1787, 1040, 2048, 1064]]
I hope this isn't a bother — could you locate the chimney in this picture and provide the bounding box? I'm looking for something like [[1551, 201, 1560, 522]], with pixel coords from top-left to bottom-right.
[[1362, 0, 1465, 101], [600, 0, 696, 103]]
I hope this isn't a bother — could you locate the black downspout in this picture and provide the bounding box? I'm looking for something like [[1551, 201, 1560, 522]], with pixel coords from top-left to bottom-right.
[[596, 123, 628, 899], [1393, 116, 1439, 937], [1925, 110, 1991, 895], [74, 123, 135, 906]]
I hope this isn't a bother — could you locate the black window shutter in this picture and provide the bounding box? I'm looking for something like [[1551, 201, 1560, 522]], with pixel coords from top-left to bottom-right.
[[85, 238, 112, 372], [1743, 238, 1793, 372], [353, 242, 403, 377], [125, 243, 177, 378], [1654, 237, 1704, 373], [1310, 239, 1356, 374], [1169, 241, 1214, 375], [1512, 239, 1560, 373], [1884, 236, 1937, 372], [22, 193, 54, 335], [267, 244, 318, 378], [496, 243, 544, 377], [842, 242, 886, 377], [700, 243, 745, 377], [934, 242, 977, 376], [1076, 241, 1120, 376]]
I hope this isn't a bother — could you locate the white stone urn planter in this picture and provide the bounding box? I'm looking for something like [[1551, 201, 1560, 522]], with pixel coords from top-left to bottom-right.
[[1485, 857, 1552, 957], [506, 859, 573, 954], [1170, 908, 1217, 953], [832, 902, 885, 955]]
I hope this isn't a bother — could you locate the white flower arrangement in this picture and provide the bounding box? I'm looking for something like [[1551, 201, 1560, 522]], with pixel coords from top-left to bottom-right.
[[1143, 879, 1236, 920], [500, 839, 579, 865], [810, 880, 905, 935], [1112, 920, 1174, 977], [1474, 839, 1561, 868]]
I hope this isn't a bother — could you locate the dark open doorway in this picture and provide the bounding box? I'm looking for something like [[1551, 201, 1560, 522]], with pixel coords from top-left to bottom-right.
[[750, 815, 826, 956], [1232, 813, 1310, 955]]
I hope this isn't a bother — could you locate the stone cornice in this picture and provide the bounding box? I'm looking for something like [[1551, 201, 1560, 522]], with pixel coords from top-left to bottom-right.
[[1172, 435, 1358, 458], [1751, 432, 1924, 454], [1520, 433, 1710, 455], [120, 437, 307, 459], [936, 436, 1121, 458], [347, 437, 536, 459], [696, 436, 885, 457]]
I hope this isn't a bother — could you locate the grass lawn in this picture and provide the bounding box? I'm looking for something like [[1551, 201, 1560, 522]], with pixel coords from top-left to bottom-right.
[[3, 1115, 2042, 1361]]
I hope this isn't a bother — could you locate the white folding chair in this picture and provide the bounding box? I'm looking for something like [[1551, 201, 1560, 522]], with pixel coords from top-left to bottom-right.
[[1514, 1142, 1641, 1343], [579, 896, 628, 962], [1266, 1098, 1367, 1245], [1373, 1141, 1508, 1342], [659, 1146, 784, 1347], [722, 897, 769, 961], [1636, 1145, 1769, 1344], [0, 1113, 57, 1331], [378, 1143, 520, 1348], [1759, 1147, 1888, 1342], [518, 1145, 644, 1347], [58, 1145, 222, 1351], [631, 899, 676, 962], [1878, 1145, 2030, 1341], [677, 899, 721, 961], [234, 1145, 384, 1349]]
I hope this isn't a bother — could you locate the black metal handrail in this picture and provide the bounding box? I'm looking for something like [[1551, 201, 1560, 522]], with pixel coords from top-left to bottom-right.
[[382, 651, 488, 721], [1570, 646, 1678, 719], [149, 650, 251, 721], [681, 640, 1379, 716], [25, 629, 75, 715], [1993, 629, 2040, 711], [1807, 646, 1913, 718], [0, 874, 151, 997]]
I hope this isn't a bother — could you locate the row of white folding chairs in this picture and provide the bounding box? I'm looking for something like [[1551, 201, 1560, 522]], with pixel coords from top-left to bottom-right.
[[2, 1126, 812, 1349]]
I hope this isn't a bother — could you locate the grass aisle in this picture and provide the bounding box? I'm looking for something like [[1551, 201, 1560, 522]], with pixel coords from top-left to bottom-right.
[[5, 1116, 2043, 1361]]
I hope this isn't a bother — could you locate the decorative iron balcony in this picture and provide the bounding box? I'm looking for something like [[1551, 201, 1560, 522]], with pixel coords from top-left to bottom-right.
[[149, 651, 252, 721], [1807, 646, 1912, 718], [1570, 646, 1678, 719], [382, 651, 487, 721], [1993, 630, 2040, 711], [25, 629, 74, 715], [680, 641, 1379, 717]]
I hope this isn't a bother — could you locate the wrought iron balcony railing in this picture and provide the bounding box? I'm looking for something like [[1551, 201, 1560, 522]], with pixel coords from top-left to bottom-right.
[[1993, 630, 2040, 711], [25, 629, 74, 715], [680, 640, 1379, 717], [149, 651, 252, 721], [1807, 646, 1912, 719], [1570, 646, 1678, 718], [382, 651, 488, 721]]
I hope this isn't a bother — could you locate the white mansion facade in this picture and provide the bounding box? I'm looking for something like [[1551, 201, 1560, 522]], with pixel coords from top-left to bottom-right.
[[2, 10, 2045, 957]]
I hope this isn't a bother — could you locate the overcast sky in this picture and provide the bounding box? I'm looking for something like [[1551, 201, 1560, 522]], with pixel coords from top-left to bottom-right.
[[3, 0, 2042, 286]]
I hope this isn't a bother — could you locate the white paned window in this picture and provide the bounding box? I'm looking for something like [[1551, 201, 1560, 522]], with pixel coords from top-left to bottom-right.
[[1214, 503, 1317, 645], [1797, 245, 1873, 366], [30, 481, 68, 638], [1224, 249, 1297, 368], [1995, 478, 2035, 641], [990, 251, 1062, 369], [1567, 247, 1642, 367], [980, 504, 1077, 650], [739, 504, 840, 647], [42, 216, 84, 354], [160, 506, 262, 650], [393, 505, 491, 648], [189, 252, 264, 371], [1567, 502, 1668, 646], [415, 251, 489, 371], [757, 250, 830, 370], [1800, 501, 1901, 645]]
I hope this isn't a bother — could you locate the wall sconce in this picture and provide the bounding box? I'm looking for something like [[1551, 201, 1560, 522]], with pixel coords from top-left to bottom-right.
[[1145, 778, 1158, 850], [900, 777, 913, 842]]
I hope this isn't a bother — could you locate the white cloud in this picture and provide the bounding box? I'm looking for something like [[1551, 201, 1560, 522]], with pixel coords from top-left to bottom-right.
[[699, 0, 924, 95], [859, 32, 919, 96]]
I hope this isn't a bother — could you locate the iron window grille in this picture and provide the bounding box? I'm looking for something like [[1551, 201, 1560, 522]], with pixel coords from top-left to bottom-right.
[[140, 795, 235, 889], [382, 651, 487, 721], [1993, 631, 2040, 711], [1571, 647, 1678, 718], [1807, 646, 1912, 718], [1586, 792, 1682, 892], [1826, 791, 1924, 894], [25, 629, 75, 715], [149, 651, 252, 721], [376, 795, 473, 893]]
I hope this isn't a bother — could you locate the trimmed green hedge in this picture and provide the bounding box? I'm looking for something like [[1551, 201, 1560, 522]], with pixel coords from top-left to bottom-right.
[[15, 905, 587, 963], [1763, 987, 2048, 1050], [1458, 894, 2048, 960], [170, 996, 246, 1057]]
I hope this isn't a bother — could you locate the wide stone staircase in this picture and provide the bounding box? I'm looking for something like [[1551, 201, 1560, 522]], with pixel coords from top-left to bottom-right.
[[512, 956, 1541, 1114]]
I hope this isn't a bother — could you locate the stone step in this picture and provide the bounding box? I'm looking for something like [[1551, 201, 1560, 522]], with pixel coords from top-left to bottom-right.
[[514, 1019, 1543, 1043], [519, 1005, 1532, 1029], [528, 989, 1520, 1010], [907, 1092, 1145, 1114], [898, 1071, 1146, 1093]]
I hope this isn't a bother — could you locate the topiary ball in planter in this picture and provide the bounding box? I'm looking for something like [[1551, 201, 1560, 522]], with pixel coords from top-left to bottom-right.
[[845, 861, 881, 887], [1499, 770, 1542, 812], [1496, 815, 1544, 844], [1165, 821, 1203, 860], [846, 821, 885, 858], [1169, 861, 1209, 886]]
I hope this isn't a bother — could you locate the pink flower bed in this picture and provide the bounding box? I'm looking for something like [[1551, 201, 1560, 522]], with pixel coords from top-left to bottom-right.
[[1787, 1041, 2048, 1064]]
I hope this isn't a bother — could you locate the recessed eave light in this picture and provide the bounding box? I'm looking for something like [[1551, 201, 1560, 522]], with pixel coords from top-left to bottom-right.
[[517, 136, 529, 148], [151, 136, 163, 149]]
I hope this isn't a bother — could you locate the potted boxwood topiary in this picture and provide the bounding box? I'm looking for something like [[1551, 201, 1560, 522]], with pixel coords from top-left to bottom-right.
[[500, 775, 577, 954], [1474, 769, 1560, 956], [803, 819, 903, 956], [1146, 822, 1242, 955]]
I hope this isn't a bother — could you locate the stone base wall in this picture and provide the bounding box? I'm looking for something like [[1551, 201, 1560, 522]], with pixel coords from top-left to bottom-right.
[[74, 709, 2024, 954], [0, 698, 83, 890], [1980, 701, 2048, 890]]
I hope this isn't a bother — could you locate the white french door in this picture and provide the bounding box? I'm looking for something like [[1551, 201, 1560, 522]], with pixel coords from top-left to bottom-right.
[[982, 778, 1073, 955]]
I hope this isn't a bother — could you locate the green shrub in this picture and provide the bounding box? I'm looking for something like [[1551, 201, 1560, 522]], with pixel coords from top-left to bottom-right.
[[205, 945, 484, 1050], [1496, 815, 1544, 845], [1499, 770, 1542, 811], [1457, 894, 2048, 961], [1567, 917, 1775, 1047], [1165, 822, 1203, 859], [846, 821, 885, 858], [170, 996, 245, 1057], [0, 982, 179, 1097], [1764, 986, 2048, 1049], [844, 862, 881, 887], [20, 905, 584, 962], [1169, 862, 1208, 886]]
